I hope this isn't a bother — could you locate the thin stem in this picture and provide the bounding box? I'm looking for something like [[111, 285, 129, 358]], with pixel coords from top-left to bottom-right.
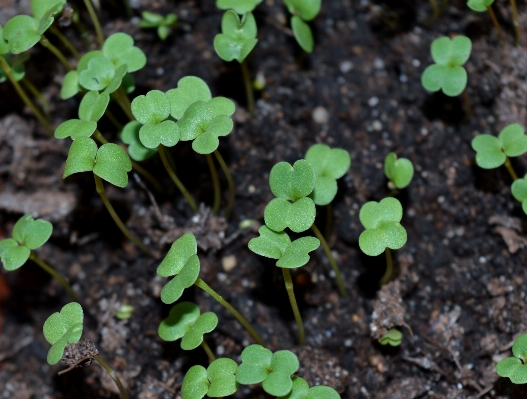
[[201, 340, 216, 363], [428, 0, 439, 20], [509, 0, 521, 46], [240, 60, 255, 115], [505, 156, 518, 181], [213, 149, 235, 219], [158, 145, 198, 212], [104, 108, 123, 130], [113, 86, 134, 121], [194, 277, 266, 347], [0, 55, 52, 134], [93, 174, 152, 255], [324, 203, 333, 240], [49, 25, 80, 59], [29, 252, 79, 301], [21, 77, 51, 119], [206, 153, 221, 214], [281, 269, 305, 346], [380, 248, 393, 286], [39, 35, 73, 71], [95, 356, 128, 399], [310, 224, 347, 297], [82, 0, 105, 47], [486, 6, 504, 42]]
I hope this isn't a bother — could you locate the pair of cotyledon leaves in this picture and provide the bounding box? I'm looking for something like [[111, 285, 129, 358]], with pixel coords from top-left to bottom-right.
[[471, 124, 527, 169], [496, 333, 527, 384], [43, 302, 84, 365], [61, 32, 145, 99], [214, 10, 258, 63], [384, 152, 414, 190], [130, 76, 235, 154], [284, 0, 321, 53], [0, 214, 52, 271], [379, 328, 403, 346], [140, 11, 177, 41], [421, 35, 472, 97]]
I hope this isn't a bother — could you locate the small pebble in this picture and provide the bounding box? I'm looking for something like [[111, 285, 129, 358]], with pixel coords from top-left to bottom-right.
[[339, 60, 353, 73], [312, 106, 329, 124], [222, 255, 237, 272]]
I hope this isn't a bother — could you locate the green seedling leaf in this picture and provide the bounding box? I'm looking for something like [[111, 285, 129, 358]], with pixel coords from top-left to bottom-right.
[[472, 124, 527, 169], [358, 197, 407, 256], [421, 35, 471, 97], [278, 377, 340, 399], [264, 197, 316, 233], [78, 90, 110, 122], [78, 55, 115, 91], [12, 214, 52, 249], [140, 11, 165, 26], [166, 76, 212, 120], [0, 239, 30, 271], [207, 96, 236, 117], [305, 144, 350, 205], [291, 16, 314, 53], [139, 120, 180, 149], [78, 50, 102, 73], [384, 152, 414, 189], [379, 328, 402, 346], [467, 0, 494, 12], [284, 0, 321, 21], [270, 160, 316, 201], [3, 15, 40, 54], [157, 232, 197, 276], [63, 136, 98, 177], [60, 70, 79, 99], [35, 2, 63, 35], [511, 176, 527, 215], [102, 32, 146, 73], [120, 121, 157, 161], [54, 119, 97, 140], [140, 12, 177, 40], [182, 365, 208, 399], [236, 344, 273, 384], [192, 114, 233, 154], [496, 333, 527, 384], [43, 302, 83, 365], [207, 358, 239, 397], [103, 64, 128, 94], [277, 236, 320, 268], [214, 11, 258, 63], [160, 254, 200, 304], [31, 0, 66, 20], [216, 0, 263, 14]]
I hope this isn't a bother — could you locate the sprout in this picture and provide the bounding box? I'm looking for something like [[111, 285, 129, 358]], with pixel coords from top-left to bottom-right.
[[384, 152, 414, 190], [496, 333, 527, 384], [379, 328, 403, 346], [213, 10, 258, 63], [471, 124, 527, 169], [140, 11, 177, 41], [182, 359, 239, 399], [284, 0, 321, 52]]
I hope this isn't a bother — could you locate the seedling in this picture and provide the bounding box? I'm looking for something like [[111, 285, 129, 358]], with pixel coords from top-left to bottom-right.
[[467, 0, 504, 41], [496, 333, 527, 384], [158, 301, 218, 362], [284, 0, 321, 53], [216, 0, 262, 14], [140, 11, 177, 41], [384, 152, 414, 190], [379, 328, 403, 346], [182, 358, 239, 399], [511, 176, 527, 215], [359, 197, 407, 285], [236, 344, 299, 397], [277, 376, 340, 399], [421, 35, 472, 97], [43, 302, 128, 398], [115, 304, 134, 320], [0, 214, 78, 300], [157, 232, 265, 346]]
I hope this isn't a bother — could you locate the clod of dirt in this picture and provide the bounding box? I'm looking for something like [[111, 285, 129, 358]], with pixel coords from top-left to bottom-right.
[[61, 338, 99, 370], [370, 281, 410, 341], [375, 376, 429, 399]]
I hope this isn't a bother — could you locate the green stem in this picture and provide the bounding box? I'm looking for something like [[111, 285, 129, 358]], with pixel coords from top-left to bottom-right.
[[194, 277, 266, 347], [39, 35, 73, 71], [486, 6, 504, 42], [113, 89, 135, 121], [206, 153, 221, 214], [93, 174, 152, 255], [505, 156, 518, 181], [380, 248, 393, 286], [21, 77, 51, 119], [82, 0, 105, 47], [509, 0, 521, 45], [49, 24, 81, 59], [95, 355, 128, 399], [0, 55, 52, 134], [240, 59, 255, 115], [201, 340, 216, 363], [310, 224, 347, 297], [213, 149, 235, 219], [29, 252, 79, 301], [158, 145, 198, 212], [281, 269, 305, 346]]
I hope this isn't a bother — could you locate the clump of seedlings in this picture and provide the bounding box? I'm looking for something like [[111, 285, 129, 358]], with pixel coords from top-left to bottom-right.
[[43, 302, 128, 398], [140, 11, 177, 41], [496, 333, 527, 384]]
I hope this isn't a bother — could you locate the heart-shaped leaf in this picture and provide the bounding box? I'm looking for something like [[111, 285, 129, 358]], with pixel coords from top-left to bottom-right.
[[264, 197, 316, 233], [120, 121, 158, 161], [276, 236, 320, 268], [236, 344, 273, 385], [467, 0, 494, 12], [270, 160, 316, 201], [384, 152, 414, 189], [182, 365, 208, 399], [31, 0, 66, 20], [12, 214, 52, 249], [60, 70, 79, 99], [139, 120, 180, 149], [0, 238, 30, 271], [3, 15, 40, 54], [166, 76, 212, 120], [78, 55, 115, 91], [497, 334, 527, 384], [248, 226, 291, 259], [131, 90, 170, 125], [63, 137, 98, 178], [157, 232, 198, 277], [192, 115, 233, 154], [471, 134, 504, 169], [207, 358, 239, 397], [291, 16, 314, 53], [499, 123, 527, 157], [216, 0, 263, 14], [213, 11, 258, 62], [358, 197, 407, 256], [207, 96, 236, 117], [93, 143, 132, 188], [284, 0, 321, 21], [102, 32, 146, 72], [511, 176, 527, 215], [55, 119, 97, 140], [277, 376, 309, 399], [160, 254, 200, 304], [79, 90, 110, 122], [177, 101, 213, 141], [181, 311, 218, 350], [262, 350, 299, 396]]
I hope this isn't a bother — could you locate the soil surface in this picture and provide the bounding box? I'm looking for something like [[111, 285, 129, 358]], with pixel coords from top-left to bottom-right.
[[2, 0, 527, 398]]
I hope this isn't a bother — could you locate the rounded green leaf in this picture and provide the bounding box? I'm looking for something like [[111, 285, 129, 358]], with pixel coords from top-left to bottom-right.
[[4, 15, 40, 54], [166, 76, 212, 120], [93, 143, 132, 188], [277, 376, 309, 399], [442, 66, 467, 96], [78, 55, 115, 91], [496, 357, 527, 384], [182, 365, 208, 399], [305, 144, 351, 180], [103, 64, 128, 94], [270, 160, 316, 201], [0, 239, 30, 271], [12, 214, 52, 249], [207, 96, 235, 117], [216, 0, 263, 14], [499, 123, 527, 157], [262, 350, 299, 396], [285, 0, 321, 21], [120, 121, 157, 161], [63, 137, 97, 178], [236, 344, 273, 385], [307, 386, 340, 399], [47, 324, 83, 365], [60, 70, 79, 99], [310, 176, 337, 206], [421, 64, 447, 93], [192, 115, 233, 154], [157, 25, 169, 40], [35, 2, 63, 35], [379, 328, 402, 346], [277, 236, 320, 268], [131, 90, 170, 125], [512, 334, 527, 361], [102, 32, 146, 72], [248, 225, 291, 260], [384, 152, 414, 189], [158, 301, 200, 342], [160, 254, 200, 304], [31, 0, 66, 20], [471, 134, 505, 169], [181, 312, 218, 350], [139, 120, 180, 149], [157, 232, 198, 277], [43, 302, 83, 345], [177, 101, 213, 141], [213, 11, 258, 62], [512, 176, 527, 204], [55, 119, 97, 140], [449, 35, 472, 66], [430, 36, 452, 65], [264, 197, 316, 233], [141, 11, 165, 25], [291, 16, 314, 53], [78, 90, 110, 122], [207, 358, 239, 397], [467, 0, 494, 12]]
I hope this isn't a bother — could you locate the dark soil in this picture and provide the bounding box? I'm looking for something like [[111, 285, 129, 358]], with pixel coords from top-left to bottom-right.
[[2, 0, 527, 398]]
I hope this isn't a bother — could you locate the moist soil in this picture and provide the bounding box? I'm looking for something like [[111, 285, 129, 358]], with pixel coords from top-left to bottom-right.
[[1, 0, 527, 398]]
